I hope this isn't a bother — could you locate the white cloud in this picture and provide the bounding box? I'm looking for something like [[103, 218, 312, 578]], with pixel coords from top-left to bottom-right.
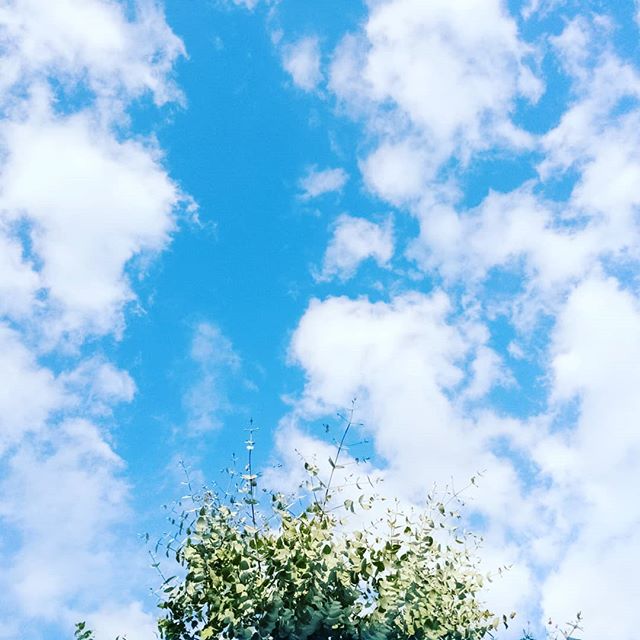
[[463, 346, 509, 401], [0, 228, 40, 320], [287, 6, 640, 637], [282, 36, 322, 92], [86, 601, 157, 640], [534, 274, 640, 638], [284, 292, 540, 625], [318, 214, 393, 281], [330, 0, 541, 187], [408, 187, 601, 300], [61, 357, 136, 417], [0, 0, 185, 637], [0, 0, 184, 106], [360, 140, 432, 205], [0, 324, 64, 455], [392, 19, 640, 361], [548, 15, 592, 79], [541, 17, 640, 168], [0, 420, 129, 620], [327, 6, 640, 310], [398, 20, 640, 313], [521, 0, 542, 19], [0, 101, 180, 341], [298, 166, 348, 200], [539, 37, 640, 265], [521, 0, 567, 21], [290, 292, 507, 490], [183, 323, 240, 432], [0, 333, 144, 631], [262, 417, 362, 499]]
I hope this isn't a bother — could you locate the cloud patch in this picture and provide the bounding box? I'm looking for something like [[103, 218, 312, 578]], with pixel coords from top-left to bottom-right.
[[317, 214, 393, 282], [0, 0, 184, 106], [330, 0, 541, 181], [282, 36, 322, 92], [183, 323, 240, 433], [0, 101, 180, 342], [298, 166, 348, 200], [280, 4, 640, 637], [0, 0, 186, 637]]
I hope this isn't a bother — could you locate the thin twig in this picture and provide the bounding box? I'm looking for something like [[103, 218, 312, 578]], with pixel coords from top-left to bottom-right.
[[246, 420, 258, 527], [322, 398, 357, 510]]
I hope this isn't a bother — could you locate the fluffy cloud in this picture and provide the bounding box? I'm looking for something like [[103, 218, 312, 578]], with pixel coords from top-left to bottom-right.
[[0, 325, 63, 455], [285, 5, 640, 637], [533, 274, 640, 638], [0, 0, 185, 637], [0, 0, 184, 106], [520, 0, 564, 20], [408, 187, 600, 301], [298, 166, 348, 200], [0, 420, 129, 619], [540, 23, 640, 264], [360, 139, 432, 205], [285, 292, 535, 625], [405, 19, 640, 311], [282, 36, 322, 92], [290, 292, 504, 489], [0, 101, 179, 341], [330, 0, 541, 190], [0, 229, 40, 319], [183, 322, 240, 433], [61, 358, 136, 417], [86, 601, 157, 640], [318, 214, 393, 281]]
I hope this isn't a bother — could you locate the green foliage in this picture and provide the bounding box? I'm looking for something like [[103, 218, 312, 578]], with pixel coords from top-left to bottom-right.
[[74, 622, 95, 640], [75, 414, 583, 640], [158, 495, 502, 640], [156, 419, 507, 640]]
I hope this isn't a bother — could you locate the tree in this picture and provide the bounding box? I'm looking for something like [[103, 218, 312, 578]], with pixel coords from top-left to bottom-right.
[[156, 417, 510, 640], [77, 414, 583, 640]]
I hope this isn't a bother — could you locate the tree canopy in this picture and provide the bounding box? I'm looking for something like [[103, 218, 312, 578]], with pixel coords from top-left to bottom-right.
[[76, 418, 582, 640], [157, 419, 511, 640]]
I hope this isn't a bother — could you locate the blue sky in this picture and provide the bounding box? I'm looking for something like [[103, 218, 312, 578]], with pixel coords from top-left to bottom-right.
[[1, 0, 640, 638]]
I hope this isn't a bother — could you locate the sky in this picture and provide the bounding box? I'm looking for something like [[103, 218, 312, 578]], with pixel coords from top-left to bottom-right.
[[0, 0, 640, 638]]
